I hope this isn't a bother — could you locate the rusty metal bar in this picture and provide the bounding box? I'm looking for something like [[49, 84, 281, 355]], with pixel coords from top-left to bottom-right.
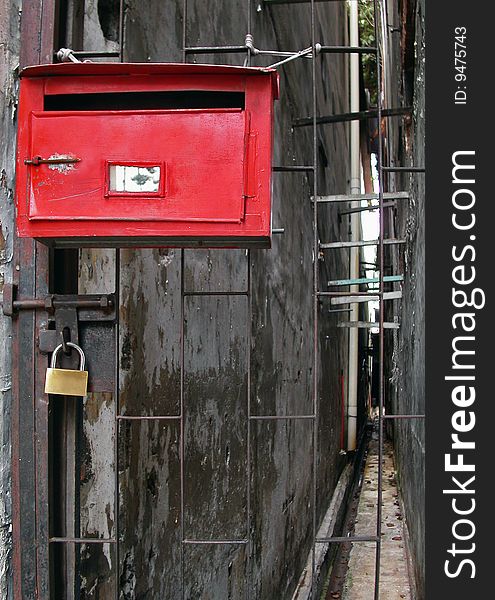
[[382, 166, 426, 173], [119, 0, 125, 61], [327, 275, 403, 286], [49, 537, 116, 544], [12, 296, 113, 312], [184, 45, 248, 54], [116, 415, 181, 420], [250, 414, 316, 420], [316, 191, 409, 203], [246, 250, 252, 599], [319, 45, 377, 54], [2, 285, 115, 316], [383, 414, 425, 420], [180, 249, 186, 600], [181, 9, 187, 597], [294, 106, 411, 127], [310, 2, 318, 596], [182, 539, 249, 545], [320, 238, 406, 249], [114, 248, 121, 600], [318, 291, 384, 297], [339, 202, 395, 216], [272, 165, 315, 172], [374, 1, 384, 598], [246, 4, 253, 595], [264, 0, 353, 4], [316, 535, 379, 543], [115, 12, 124, 600], [182, 290, 248, 297]]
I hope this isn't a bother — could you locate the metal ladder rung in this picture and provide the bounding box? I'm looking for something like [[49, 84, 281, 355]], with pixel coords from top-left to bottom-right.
[[319, 46, 377, 55], [320, 238, 405, 250], [383, 414, 425, 420], [382, 166, 425, 173], [339, 202, 396, 216], [327, 275, 404, 287], [184, 45, 248, 55], [331, 291, 402, 305], [273, 165, 314, 172], [337, 321, 400, 329], [315, 191, 409, 203], [294, 107, 412, 128], [264, 0, 353, 5]]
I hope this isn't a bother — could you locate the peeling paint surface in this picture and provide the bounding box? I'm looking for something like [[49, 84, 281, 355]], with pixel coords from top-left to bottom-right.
[[384, 1, 425, 597], [0, 0, 21, 597], [4, 0, 354, 597], [47, 154, 78, 174]]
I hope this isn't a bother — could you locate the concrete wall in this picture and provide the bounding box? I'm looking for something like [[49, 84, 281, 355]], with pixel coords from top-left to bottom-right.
[[384, 1, 425, 597]]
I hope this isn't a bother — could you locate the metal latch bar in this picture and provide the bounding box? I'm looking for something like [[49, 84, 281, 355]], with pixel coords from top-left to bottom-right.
[[24, 156, 81, 166], [1, 284, 113, 316]]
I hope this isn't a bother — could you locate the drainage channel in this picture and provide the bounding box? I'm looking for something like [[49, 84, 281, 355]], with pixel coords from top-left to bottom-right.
[[323, 421, 413, 600], [320, 423, 373, 600]]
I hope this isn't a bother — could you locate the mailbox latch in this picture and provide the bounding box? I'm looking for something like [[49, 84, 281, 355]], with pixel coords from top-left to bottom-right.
[[24, 155, 81, 166]]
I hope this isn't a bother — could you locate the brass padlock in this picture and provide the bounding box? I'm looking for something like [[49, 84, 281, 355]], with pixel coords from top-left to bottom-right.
[[45, 342, 88, 397]]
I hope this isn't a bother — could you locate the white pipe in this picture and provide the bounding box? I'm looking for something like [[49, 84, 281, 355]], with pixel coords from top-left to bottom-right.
[[346, 0, 360, 452]]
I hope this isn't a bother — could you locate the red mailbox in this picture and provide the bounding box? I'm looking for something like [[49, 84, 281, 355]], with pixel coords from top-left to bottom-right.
[[15, 63, 279, 248]]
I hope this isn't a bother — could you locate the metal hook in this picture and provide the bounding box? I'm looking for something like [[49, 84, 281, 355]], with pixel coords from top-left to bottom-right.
[[61, 327, 72, 356]]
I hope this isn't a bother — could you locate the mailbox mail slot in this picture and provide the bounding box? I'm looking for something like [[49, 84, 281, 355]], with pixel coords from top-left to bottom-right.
[[15, 63, 279, 248]]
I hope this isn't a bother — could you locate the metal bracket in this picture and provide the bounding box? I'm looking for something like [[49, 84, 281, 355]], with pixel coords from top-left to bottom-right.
[[54, 307, 80, 368]]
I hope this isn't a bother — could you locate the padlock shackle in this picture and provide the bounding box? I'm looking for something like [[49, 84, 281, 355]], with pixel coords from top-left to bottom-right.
[[51, 342, 86, 370]]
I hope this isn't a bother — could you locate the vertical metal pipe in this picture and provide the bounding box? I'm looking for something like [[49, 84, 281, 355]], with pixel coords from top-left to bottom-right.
[[114, 249, 120, 600], [310, 2, 318, 597], [182, 0, 187, 63], [246, 6, 252, 598], [180, 250, 186, 600], [115, 3, 124, 596], [118, 0, 125, 61], [347, 0, 360, 452], [374, 0, 384, 598], [181, 9, 187, 596], [246, 250, 252, 600]]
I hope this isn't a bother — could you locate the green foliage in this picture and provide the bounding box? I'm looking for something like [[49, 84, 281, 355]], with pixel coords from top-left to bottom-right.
[[358, 0, 378, 106]]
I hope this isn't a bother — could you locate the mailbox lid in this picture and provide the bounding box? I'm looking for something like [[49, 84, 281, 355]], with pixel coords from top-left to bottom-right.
[[27, 108, 248, 223], [19, 62, 279, 100]]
